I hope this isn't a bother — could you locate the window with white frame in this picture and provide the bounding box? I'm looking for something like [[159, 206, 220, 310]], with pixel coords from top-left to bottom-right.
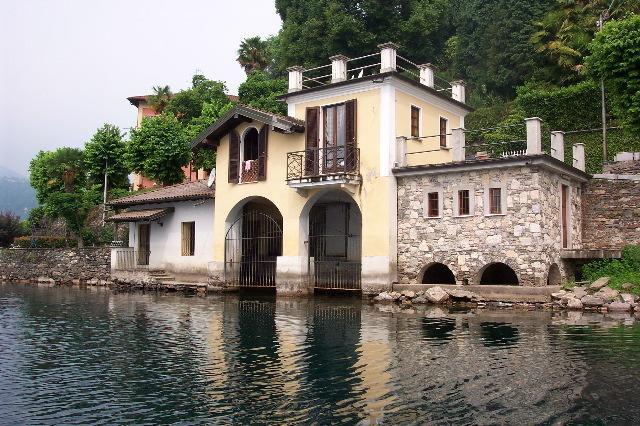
[[484, 185, 507, 215], [411, 105, 421, 138], [424, 188, 443, 218]]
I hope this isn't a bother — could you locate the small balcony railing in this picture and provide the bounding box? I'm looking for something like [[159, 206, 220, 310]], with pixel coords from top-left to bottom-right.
[[113, 248, 150, 270], [286, 146, 360, 181]]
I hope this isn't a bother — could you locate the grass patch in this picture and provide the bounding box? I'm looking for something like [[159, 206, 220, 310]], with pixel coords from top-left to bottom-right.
[[582, 245, 640, 295]]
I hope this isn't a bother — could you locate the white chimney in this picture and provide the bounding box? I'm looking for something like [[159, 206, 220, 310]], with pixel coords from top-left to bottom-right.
[[330, 55, 349, 83], [550, 131, 565, 162], [287, 66, 304, 92], [573, 143, 586, 172], [451, 128, 466, 162], [451, 80, 466, 103], [378, 42, 399, 73], [525, 117, 543, 155], [418, 63, 435, 88]]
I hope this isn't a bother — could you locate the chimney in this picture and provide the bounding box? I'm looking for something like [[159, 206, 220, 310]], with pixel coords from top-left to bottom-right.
[[525, 117, 543, 155], [378, 42, 399, 73], [330, 55, 349, 83], [287, 66, 304, 92], [550, 131, 565, 162], [573, 143, 586, 172], [418, 64, 435, 88], [451, 80, 466, 103], [451, 128, 466, 162]]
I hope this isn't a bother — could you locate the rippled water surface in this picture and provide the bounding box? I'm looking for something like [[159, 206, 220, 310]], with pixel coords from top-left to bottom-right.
[[2, 283, 640, 424]]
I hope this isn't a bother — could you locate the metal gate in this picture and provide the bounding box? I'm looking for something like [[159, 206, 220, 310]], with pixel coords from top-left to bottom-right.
[[309, 203, 362, 290], [225, 210, 282, 288]]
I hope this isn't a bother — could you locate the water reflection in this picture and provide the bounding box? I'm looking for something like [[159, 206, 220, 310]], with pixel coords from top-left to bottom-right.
[[1, 283, 640, 424]]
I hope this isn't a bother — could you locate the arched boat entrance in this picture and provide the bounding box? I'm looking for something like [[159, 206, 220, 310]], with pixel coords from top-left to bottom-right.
[[307, 191, 362, 291], [225, 199, 282, 288]]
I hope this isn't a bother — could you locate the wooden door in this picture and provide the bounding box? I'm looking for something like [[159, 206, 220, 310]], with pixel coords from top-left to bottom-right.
[[138, 223, 150, 265], [561, 185, 568, 248]]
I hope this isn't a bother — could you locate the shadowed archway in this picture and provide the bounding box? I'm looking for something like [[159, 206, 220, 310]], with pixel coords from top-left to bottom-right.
[[479, 262, 519, 285]]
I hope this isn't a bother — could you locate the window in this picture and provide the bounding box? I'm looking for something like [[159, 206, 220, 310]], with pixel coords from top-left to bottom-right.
[[458, 190, 470, 215], [181, 222, 195, 256], [427, 192, 439, 217], [320, 100, 357, 173], [411, 106, 420, 138], [489, 188, 502, 214], [439, 117, 448, 147]]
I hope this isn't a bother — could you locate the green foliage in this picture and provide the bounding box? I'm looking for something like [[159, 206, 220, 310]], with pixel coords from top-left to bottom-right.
[[238, 71, 287, 115], [43, 188, 100, 238], [126, 114, 191, 186], [0, 211, 26, 247], [586, 15, 640, 134], [147, 85, 172, 114], [12, 235, 75, 249], [582, 245, 640, 295], [84, 124, 130, 190], [29, 147, 85, 203], [165, 75, 230, 124], [237, 36, 271, 74]]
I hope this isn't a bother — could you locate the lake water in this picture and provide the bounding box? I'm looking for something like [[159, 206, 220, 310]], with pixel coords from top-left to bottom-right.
[[1, 283, 640, 424]]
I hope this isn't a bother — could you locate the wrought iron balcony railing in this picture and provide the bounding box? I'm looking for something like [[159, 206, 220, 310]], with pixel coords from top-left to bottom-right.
[[286, 146, 360, 181]]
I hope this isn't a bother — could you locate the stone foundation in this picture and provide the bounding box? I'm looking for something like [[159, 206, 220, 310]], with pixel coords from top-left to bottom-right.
[[0, 248, 110, 284], [396, 164, 584, 287]]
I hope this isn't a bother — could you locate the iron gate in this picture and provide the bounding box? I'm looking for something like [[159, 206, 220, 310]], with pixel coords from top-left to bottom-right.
[[309, 203, 362, 290], [225, 210, 282, 288]]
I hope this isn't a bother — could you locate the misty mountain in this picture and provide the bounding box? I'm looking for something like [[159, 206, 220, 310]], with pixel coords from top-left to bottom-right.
[[0, 166, 37, 219]]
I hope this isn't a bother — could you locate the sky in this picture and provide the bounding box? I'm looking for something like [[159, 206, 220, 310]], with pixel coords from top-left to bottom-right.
[[0, 0, 282, 177]]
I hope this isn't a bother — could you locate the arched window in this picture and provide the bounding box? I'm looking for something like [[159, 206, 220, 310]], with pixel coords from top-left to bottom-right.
[[243, 128, 259, 162], [421, 262, 456, 284], [479, 262, 519, 285], [547, 263, 561, 286]]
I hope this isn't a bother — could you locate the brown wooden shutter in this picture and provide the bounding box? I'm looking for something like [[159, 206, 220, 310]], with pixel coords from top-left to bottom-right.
[[345, 99, 357, 172], [305, 107, 320, 175], [257, 125, 268, 181], [228, 129, 240, 183]]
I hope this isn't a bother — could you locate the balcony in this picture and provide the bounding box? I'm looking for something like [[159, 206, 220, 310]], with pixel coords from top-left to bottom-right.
[[286, 146, 361, 193]]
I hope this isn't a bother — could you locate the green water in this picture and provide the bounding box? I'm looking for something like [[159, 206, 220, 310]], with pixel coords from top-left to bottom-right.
[[1, 283, 639, 424]]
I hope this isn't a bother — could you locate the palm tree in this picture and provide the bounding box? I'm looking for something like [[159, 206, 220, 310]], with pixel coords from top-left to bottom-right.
[[148, 85, 172, 114], [237, 36, 269, 74]]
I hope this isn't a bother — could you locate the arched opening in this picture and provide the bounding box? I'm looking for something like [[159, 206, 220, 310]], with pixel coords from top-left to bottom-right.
[[547, 263, 561, 286], [305, 190, 362, 291], [240, 127, 260, 183], [421, 262, 456, 284], [225, 197, 282, 288], [479, 262, 519, 285]]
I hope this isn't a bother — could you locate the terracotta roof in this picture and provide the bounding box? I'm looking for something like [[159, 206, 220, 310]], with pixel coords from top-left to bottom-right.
[[191, 103, 305, 149], [106, 208, 174, 222], [108, 180, 215, 207]]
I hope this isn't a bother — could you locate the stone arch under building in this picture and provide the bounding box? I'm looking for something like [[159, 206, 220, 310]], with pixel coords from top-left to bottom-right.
[[547, 263, 561, 286], [420, 262, 456, 284], [478, 262, 519, 286]]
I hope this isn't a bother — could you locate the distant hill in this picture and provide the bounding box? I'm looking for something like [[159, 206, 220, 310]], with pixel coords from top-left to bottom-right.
[[0, 166, 37, 219]]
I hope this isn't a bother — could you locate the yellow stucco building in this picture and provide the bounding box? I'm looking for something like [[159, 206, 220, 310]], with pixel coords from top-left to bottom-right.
[[190, 43, 472, 295]]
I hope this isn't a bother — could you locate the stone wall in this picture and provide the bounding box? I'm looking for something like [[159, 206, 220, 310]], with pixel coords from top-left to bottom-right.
[[582, 177, 640, 250], [0, 248, 111, 284], [397, 164, 584, 287]]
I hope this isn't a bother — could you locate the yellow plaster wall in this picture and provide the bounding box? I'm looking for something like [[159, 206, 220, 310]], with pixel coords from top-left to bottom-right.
[[212, 88, 393, 261], [395, 91, 462, 167]]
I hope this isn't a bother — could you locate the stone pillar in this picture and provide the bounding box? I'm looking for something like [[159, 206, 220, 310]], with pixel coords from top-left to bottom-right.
[[418, 63, 435, 88], [451, 80, 466, 103], [573, 143, 586, 172], [330, 55, 349, 83], [525, 117, 543, 155], [276, 256, 311, 296], [287, 66, 304, 93], [550, 131, 565, 162], [451, 128, 466, 162], [378, 42, 399, 73], [395, 136, 407, 168]]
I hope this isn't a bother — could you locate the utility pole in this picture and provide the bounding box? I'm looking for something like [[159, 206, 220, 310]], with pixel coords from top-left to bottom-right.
[[102, 159, 108, 225], [598, 11, 608, 166]]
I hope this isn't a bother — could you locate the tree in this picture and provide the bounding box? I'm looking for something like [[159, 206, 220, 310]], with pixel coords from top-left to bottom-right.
[[237, 36, 270, 74], [186, 99, 235, 171], [43, 189, 100, 247], [586, 14, 640, 134], [148, 85, 172, 113], [84, 124, 130, 190], [126, 114, 191, 185], [29, 147, 85, 203], [0, 211, 25, 247], [165, 75, 230, 124], [238, 71, 288, 115]]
